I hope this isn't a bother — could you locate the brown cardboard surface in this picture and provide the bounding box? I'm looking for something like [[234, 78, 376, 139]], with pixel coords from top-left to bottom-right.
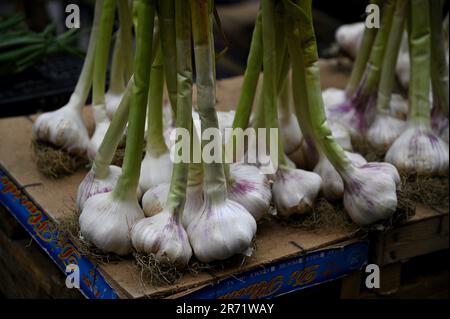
[[0, 59, 443, 299]]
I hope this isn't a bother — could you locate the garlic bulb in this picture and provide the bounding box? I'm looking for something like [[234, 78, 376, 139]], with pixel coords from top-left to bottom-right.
[[280, 112, 302, 154], [335, 22, 365, 59], [309, 122, 353, 201], [287, 138, 319, 170], [217, 110, 236, 133], [228, 163, 271, 221], [396, 51, 410, 90], [77, 165, 121, 210], [87, 108, 111, 161], [327, 96, 377, 139], [131, 210, 192, 265], [314, 151, 367, 201], [366, 113, 406, 152], [431, 111, 449, 144], [390, 94, 409, 120], [32, 105, 89, 154], [141, 182, 203, 228], [272, 168, 322, 217], [343, 163, 400, 225], [105, 92, 124, 119], [329, 121, 353, 151], [163, 102, 174, 128], [138, 151, 173, 193], [322, 88, 347, 109], [187, 198, 256, 262], [79, 192, 145, 255], [385, 122, 449, 175], [141, 183, 170, 217]]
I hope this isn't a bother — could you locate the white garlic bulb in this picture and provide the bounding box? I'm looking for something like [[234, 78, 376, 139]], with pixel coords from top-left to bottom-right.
[[280, 112, 303, 155], [322, 88, 347, 109], [343, 163, 400, 225], [272, 168, 322, 217], [217, 110, 236, 133], [390, 94, 408, 120], [385, 122, 449, 175], [228, 163, 272, 221], [187, 198, 256, 263], [335, 22, 365, 59], [141, 183, 170, 217], [105, 91, 124, 119], [77, 165, 121, 210], [396, 51, 410, 90], [139, 151, 173, 193], [366, 113, 406, 152], [131, 210, 192, 265], [32, 105, 89, 154], [163, 102, 174, 129], [141, 182, 204, 228], [287, 138, 319, 170], [330, 121, 353, 151], [79, 192, 145, 255]]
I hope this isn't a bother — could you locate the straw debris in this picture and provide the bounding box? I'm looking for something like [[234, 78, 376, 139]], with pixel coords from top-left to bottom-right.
[[31, 140, 88, 178]]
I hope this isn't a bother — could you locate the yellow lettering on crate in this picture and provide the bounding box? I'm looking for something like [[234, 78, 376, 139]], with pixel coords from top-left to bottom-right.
[[219, 275, 283, 299], [288, 265, 320, 287]]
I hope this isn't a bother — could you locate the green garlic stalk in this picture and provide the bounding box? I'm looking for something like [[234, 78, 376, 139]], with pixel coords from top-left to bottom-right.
[[138, 40, 173, 194], [366, 0, 408, 151], [328, 0, 396, 138], [112, 0, 155, 201], [284, 0, 400, 225], [386, 0, 449, 175], [187, 0, 256, 263], [106, 0, 134, 118], [87, 0, 117, 160], [345, 0, 382, 96], [131, 0, 193, 266], [79, 0, 156, 256], [157, 0, 178, 116]]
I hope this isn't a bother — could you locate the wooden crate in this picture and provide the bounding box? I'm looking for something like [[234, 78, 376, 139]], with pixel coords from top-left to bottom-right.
[[340, 205, 449, 299]]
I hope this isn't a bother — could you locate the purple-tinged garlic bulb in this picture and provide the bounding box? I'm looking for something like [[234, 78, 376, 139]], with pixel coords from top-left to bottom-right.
[[385, 122, 449, 175], [366, 113, 406, 152], [77, 165, 121, 210], [343, 162, 400, 225], [327, 93, 377, 139], [228, 163, 272, 221], [314, 151, 367, 201], [131, 210, 192, 266]]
